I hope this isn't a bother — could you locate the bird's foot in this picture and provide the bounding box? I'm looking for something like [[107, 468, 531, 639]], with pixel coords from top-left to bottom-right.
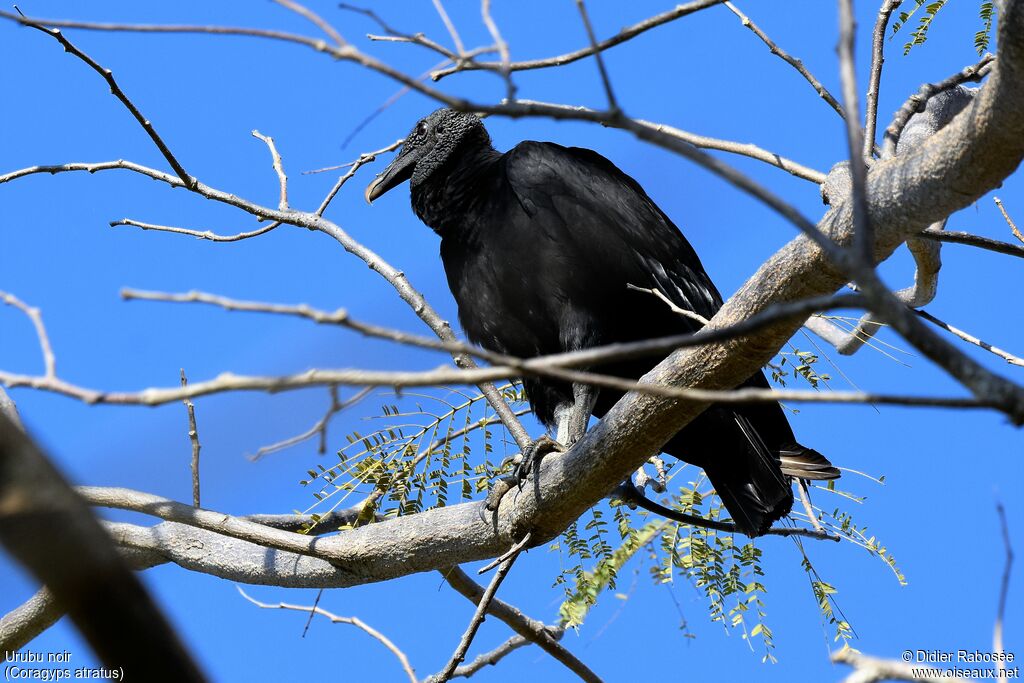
[[480, 435, 566, 521]]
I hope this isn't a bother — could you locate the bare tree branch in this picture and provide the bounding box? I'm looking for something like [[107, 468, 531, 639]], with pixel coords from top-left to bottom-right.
[[0, 588, 62, 652], [994, 196, 1023, 244], [832, 647, 950, 683], [429, 546, 526, 683], [180, 370, 202, 507], [238, 588, 417, 683], [575, 0, 618, 113], [250, 386, 372, 460], [431, 0, 466, 56], [1, 290, 56, 378], [9, 13, 196, 189], [251, 129, 289, 210], [430, 0, 727, 80], [993, 502, 1014, 674], [439, 567, 601, 683], [837, 0, 873, 260], [0, 8, 825, 191], [110, 217, 282, 242], [883, 54, 995, 157], [865, 0, 903, 158], [315, 139, 403, 216], [0, 409, 205, 679], [917, 309, 1024, 367], [449, 633, 532, 679], [724, 2, 845, 120], [918, 228, 1024, 259], [271, 0, 346, 46], [2, 286, 1009, 411], [480, 0, 515, 101]]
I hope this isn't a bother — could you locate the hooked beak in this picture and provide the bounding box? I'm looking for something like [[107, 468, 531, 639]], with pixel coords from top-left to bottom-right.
[[365, 149, 417, 204]]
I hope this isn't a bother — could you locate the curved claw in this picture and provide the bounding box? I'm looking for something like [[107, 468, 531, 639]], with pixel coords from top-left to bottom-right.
[[479, 435, 566, 524], [512, 435, 566, 484]]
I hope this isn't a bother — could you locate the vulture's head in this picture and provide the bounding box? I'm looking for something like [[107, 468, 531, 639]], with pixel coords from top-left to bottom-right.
[[365, 108, 490, 203]]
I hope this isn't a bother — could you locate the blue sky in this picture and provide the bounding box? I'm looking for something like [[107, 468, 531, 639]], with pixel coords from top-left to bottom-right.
[[1, 1, 1021, 681]]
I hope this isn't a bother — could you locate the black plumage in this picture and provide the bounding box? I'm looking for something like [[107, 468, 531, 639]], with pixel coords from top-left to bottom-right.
[[366, 109, 839, 536]]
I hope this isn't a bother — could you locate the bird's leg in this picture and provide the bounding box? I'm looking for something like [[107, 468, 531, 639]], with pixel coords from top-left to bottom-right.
[[481, 383, 598, 519], [554, 382, 599, 447]]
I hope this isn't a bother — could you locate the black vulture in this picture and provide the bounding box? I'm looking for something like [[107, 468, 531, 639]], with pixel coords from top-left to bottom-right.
[[366, 108, 839, 536]]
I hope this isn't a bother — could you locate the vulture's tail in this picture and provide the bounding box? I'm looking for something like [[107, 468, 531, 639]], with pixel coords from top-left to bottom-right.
[[779, 445, 841, 481], [702, 415, 794, 537]]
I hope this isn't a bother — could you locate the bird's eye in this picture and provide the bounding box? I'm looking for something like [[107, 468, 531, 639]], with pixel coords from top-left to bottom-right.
[[416, 122, 428, 137]]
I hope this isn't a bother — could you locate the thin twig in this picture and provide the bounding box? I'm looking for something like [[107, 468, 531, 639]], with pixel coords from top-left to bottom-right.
[[8, 355, 992, 408], [252, 130, 289, 210], [864, 0, 903, 158], [575, 0, 618, 113], [249, 386, 372, 460], [315, 139, 404, 216], [10, 13, 195, 189], [110, 218, 282, 242], [917, 310, 1024, 367], [300, 588, 322, 639], [837, 0, 873, 260], [271, 0, 346, 45], [340, 3, 460, 62], [478, 531, 533, 575], [796, 480, 826, 534], [430, 545, 525, 683], [431, 0, 727, 80], [993, 501, 1014, 674], [450, 633, 532, 679], [994, 197, 1024, 244], [431, 0, 465, 56], [1, 291, 56, 378], [116, 288, 863, 393], [514, 99, 827, 183], [919, 228, 1024, 259], [724, 2, 845, 120], [481, 0, 515, 101], [180, 370, 201, 508], [626, 284, 711, 325], [7, 288, 1001, 410], [238, 588, 416, 683], [440, 567, 602, 683]]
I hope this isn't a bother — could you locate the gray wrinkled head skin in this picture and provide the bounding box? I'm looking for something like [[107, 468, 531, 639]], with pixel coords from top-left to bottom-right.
[[364, 108, 490, 204], [404, 109, 490, 186]]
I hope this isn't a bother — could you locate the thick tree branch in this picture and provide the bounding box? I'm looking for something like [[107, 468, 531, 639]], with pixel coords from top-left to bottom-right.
[[0, 589, 61, 652], [832, 648, 949, 683], [0, 411, 205, 680]]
